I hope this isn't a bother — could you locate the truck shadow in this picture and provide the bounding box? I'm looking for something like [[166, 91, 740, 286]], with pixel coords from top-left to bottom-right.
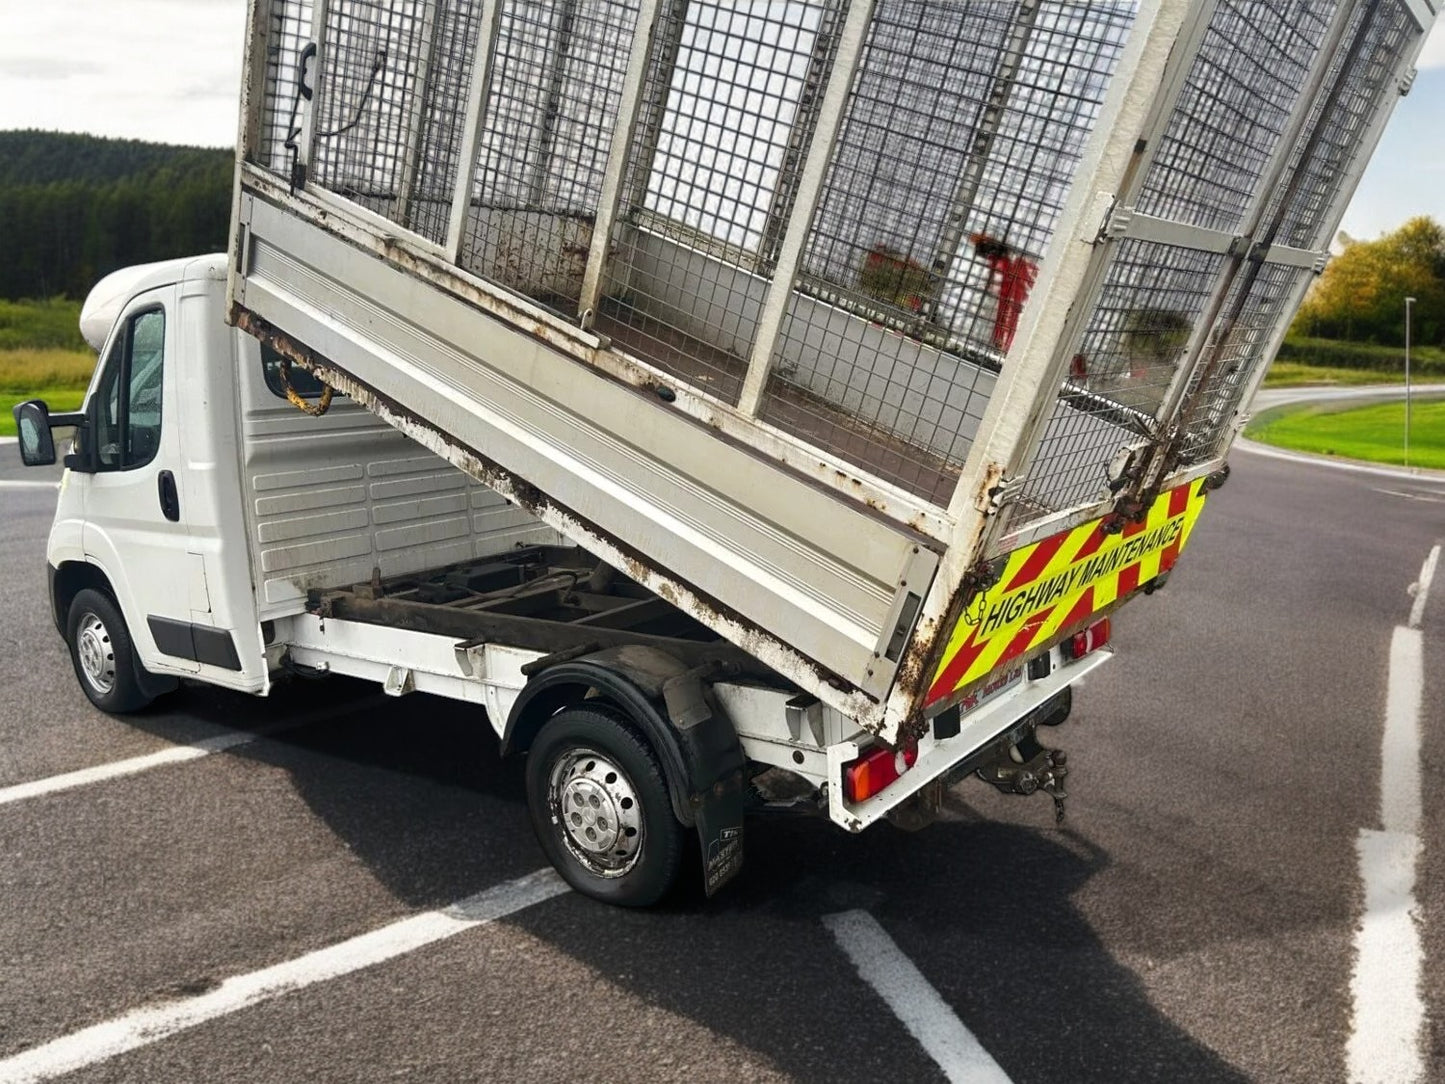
[[228, 688, 1253, 1084]]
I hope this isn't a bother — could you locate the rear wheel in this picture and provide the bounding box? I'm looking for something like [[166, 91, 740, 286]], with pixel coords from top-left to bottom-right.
[[66, 588, 154, 714], [525, 704, 685, 907]]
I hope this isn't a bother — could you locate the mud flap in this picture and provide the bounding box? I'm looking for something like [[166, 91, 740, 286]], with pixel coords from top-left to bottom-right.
[[665, 669, 747, 896], [698, 792, 745, 896]]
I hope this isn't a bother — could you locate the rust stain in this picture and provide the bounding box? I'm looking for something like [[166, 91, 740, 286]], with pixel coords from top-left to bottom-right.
[[233, 306, 866, 714], [889, 467, 1003, 743]]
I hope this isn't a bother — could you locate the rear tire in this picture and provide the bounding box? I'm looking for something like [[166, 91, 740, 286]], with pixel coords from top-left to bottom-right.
[[66, 588, 154, 714], [525, 704, 685, 907]]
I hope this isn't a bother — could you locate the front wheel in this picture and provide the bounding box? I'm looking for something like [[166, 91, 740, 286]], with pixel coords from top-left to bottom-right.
[[525, 705, 685, 907], [66, 588, 155, 714]]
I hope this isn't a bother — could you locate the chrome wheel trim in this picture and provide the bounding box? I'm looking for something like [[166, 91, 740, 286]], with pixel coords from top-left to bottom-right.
[[76, 612, 117, 695], [547, 746, 645, 878]]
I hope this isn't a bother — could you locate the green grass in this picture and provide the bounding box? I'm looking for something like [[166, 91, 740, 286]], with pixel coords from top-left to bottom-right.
[[1263, 361, 1445, 388], [1277, 335, 1445, 376], [0, 298, 86, 351], [1246, 398, 1445, 469], [0, 347, 96, 392], [0, 346, 95, 437], [1, 388, 87, 437]]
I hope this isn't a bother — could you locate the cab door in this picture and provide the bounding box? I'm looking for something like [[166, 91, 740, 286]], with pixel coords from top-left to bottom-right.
[[79, 292, 208, 674]]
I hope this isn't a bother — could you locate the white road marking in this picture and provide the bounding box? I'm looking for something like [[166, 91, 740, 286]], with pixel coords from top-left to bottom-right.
[[0, 480, 61, 491], [0, 868, 568, 1083], [1379, 628, 1424, 838], [1372, 488, 1445, 505], [1407, 544, 1439, 630], [823, 910, 1012, 1083], [0, 731, 257, 807], [1346, 616, 1427, 1083], [0, 698, 388, 807]]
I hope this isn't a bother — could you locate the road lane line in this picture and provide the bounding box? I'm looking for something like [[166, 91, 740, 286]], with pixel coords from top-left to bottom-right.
[[0, 868, 568, 1083], [0, 480, 61, 491], [0, 698, 389, 807], [0, 733, 251, 807], [1380, 627, 1424, 836], [1407, 544, 1439, 630], [823, 910, 1012, 1083], [1372, 488, 1445, 505], [1347, 624, 1425, 1084]]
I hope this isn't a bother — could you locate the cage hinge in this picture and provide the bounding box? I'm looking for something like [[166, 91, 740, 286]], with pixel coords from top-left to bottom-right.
[[1099, 200, 1132, 241], [978, 472, 1026, 517], [1398, 67, 1417, 96]]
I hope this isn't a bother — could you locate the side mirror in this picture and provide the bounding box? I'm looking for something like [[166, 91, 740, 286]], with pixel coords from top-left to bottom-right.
[[13, 400, 56, 467]]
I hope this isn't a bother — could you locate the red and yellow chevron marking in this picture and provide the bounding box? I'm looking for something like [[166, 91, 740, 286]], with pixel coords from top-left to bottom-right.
[[927, 479, 1209, 706]]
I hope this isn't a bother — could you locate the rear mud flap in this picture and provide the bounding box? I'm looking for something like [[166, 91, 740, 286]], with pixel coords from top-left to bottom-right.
[[699, 791, 745, 896]]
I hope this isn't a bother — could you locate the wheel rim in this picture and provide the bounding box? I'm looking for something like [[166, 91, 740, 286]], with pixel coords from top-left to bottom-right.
[[76, 612, 117, 695], [547, 746, 644, 878]]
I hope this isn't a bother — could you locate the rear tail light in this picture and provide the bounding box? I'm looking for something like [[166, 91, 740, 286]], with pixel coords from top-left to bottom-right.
[[1063, 618, 1110, 661], [843, 743, 917, 804]]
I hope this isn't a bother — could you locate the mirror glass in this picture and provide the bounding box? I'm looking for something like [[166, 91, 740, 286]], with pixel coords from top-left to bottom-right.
[[14, 401, 56, 466]]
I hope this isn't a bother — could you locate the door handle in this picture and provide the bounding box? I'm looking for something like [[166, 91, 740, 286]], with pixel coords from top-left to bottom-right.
[[158, 470, 180, 522]]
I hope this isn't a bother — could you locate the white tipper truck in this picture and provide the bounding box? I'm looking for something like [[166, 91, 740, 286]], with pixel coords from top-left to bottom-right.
[[13, 0, 1437, 904]]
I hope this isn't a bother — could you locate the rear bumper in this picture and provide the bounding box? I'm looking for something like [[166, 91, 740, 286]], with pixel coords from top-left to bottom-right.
[[826, 648, 1111, 831]]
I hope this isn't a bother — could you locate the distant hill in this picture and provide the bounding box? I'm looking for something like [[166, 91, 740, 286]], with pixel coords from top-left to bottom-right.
[[0, 131, 232, 188], [0, 131, 233, 300]]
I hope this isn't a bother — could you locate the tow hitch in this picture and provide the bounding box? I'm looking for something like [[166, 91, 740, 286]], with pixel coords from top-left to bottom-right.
[[975, 731, 1070, 824]]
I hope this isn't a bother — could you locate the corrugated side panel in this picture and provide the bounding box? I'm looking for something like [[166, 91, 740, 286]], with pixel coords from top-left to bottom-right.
[[236, 333, 561, 618]]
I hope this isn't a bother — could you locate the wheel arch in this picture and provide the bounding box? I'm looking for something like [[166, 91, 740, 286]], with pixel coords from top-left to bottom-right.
[[502, 654, 699, 827], [50, 560, 116, 637], [508, 645, 750, 898], [56, 565, 178, 703]]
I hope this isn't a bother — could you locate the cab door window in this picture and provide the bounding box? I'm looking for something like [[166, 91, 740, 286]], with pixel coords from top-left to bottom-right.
[[92, 309, 165, 470]]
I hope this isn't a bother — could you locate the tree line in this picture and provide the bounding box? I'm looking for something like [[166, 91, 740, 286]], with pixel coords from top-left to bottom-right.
[[1290, 216, 1444, 348], [0, 131, 232, 300]]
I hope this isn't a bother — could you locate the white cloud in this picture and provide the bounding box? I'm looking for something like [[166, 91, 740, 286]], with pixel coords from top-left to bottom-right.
[[0, 0, 246, 146]]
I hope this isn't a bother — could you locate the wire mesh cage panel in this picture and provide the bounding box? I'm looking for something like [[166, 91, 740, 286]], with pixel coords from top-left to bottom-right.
[[997, 0, 1427, 540], [589, 0, 842, 403], [244, 0, 1428, 523], [308, 1, 438, 212], [1257, 0, 1418, 250], [406, 0, 487, 243], [1173, 0, 1421, 465], [1173, 261, 1307, 462], [1006, 239, 1225, 521], [1134, 0, 1343, 234], [459, 0, 641, 306], [256, 0, 316, 177], [750, 0, 1134, 500]]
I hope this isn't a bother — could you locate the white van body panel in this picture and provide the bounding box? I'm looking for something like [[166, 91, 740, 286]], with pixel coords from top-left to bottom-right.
[[52, 254, 559, 692]]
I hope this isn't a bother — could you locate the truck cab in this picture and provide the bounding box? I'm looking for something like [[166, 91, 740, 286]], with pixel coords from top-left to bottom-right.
[[21, 254, 559, 707]]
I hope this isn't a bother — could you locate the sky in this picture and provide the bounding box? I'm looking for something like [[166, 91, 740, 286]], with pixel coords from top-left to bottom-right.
[[0, 0, 1440, 242]]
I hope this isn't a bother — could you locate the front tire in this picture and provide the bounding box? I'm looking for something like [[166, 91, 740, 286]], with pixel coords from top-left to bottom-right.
[[525, 704, 685, 907], [66, 588, 154, 714]]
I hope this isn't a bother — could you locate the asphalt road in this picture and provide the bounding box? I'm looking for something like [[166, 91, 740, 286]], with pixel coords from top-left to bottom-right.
[[0, 435, 1440, 1083]]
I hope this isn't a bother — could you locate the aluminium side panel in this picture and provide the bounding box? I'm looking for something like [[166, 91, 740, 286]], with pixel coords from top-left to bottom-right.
[[232, 190, 936, 722]]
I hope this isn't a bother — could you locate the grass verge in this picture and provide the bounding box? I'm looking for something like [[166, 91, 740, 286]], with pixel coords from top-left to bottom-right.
[[1264, 362, 1445, 388], [1245, 398, 1445, 470], [0, 347, 95, 436], [0, 347, 96, 392], [1, 388, 87, 437], [0, 298, 86, 352]]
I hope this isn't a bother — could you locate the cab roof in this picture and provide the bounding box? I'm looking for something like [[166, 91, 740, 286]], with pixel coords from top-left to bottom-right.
[[79, 254, 227, 352]]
